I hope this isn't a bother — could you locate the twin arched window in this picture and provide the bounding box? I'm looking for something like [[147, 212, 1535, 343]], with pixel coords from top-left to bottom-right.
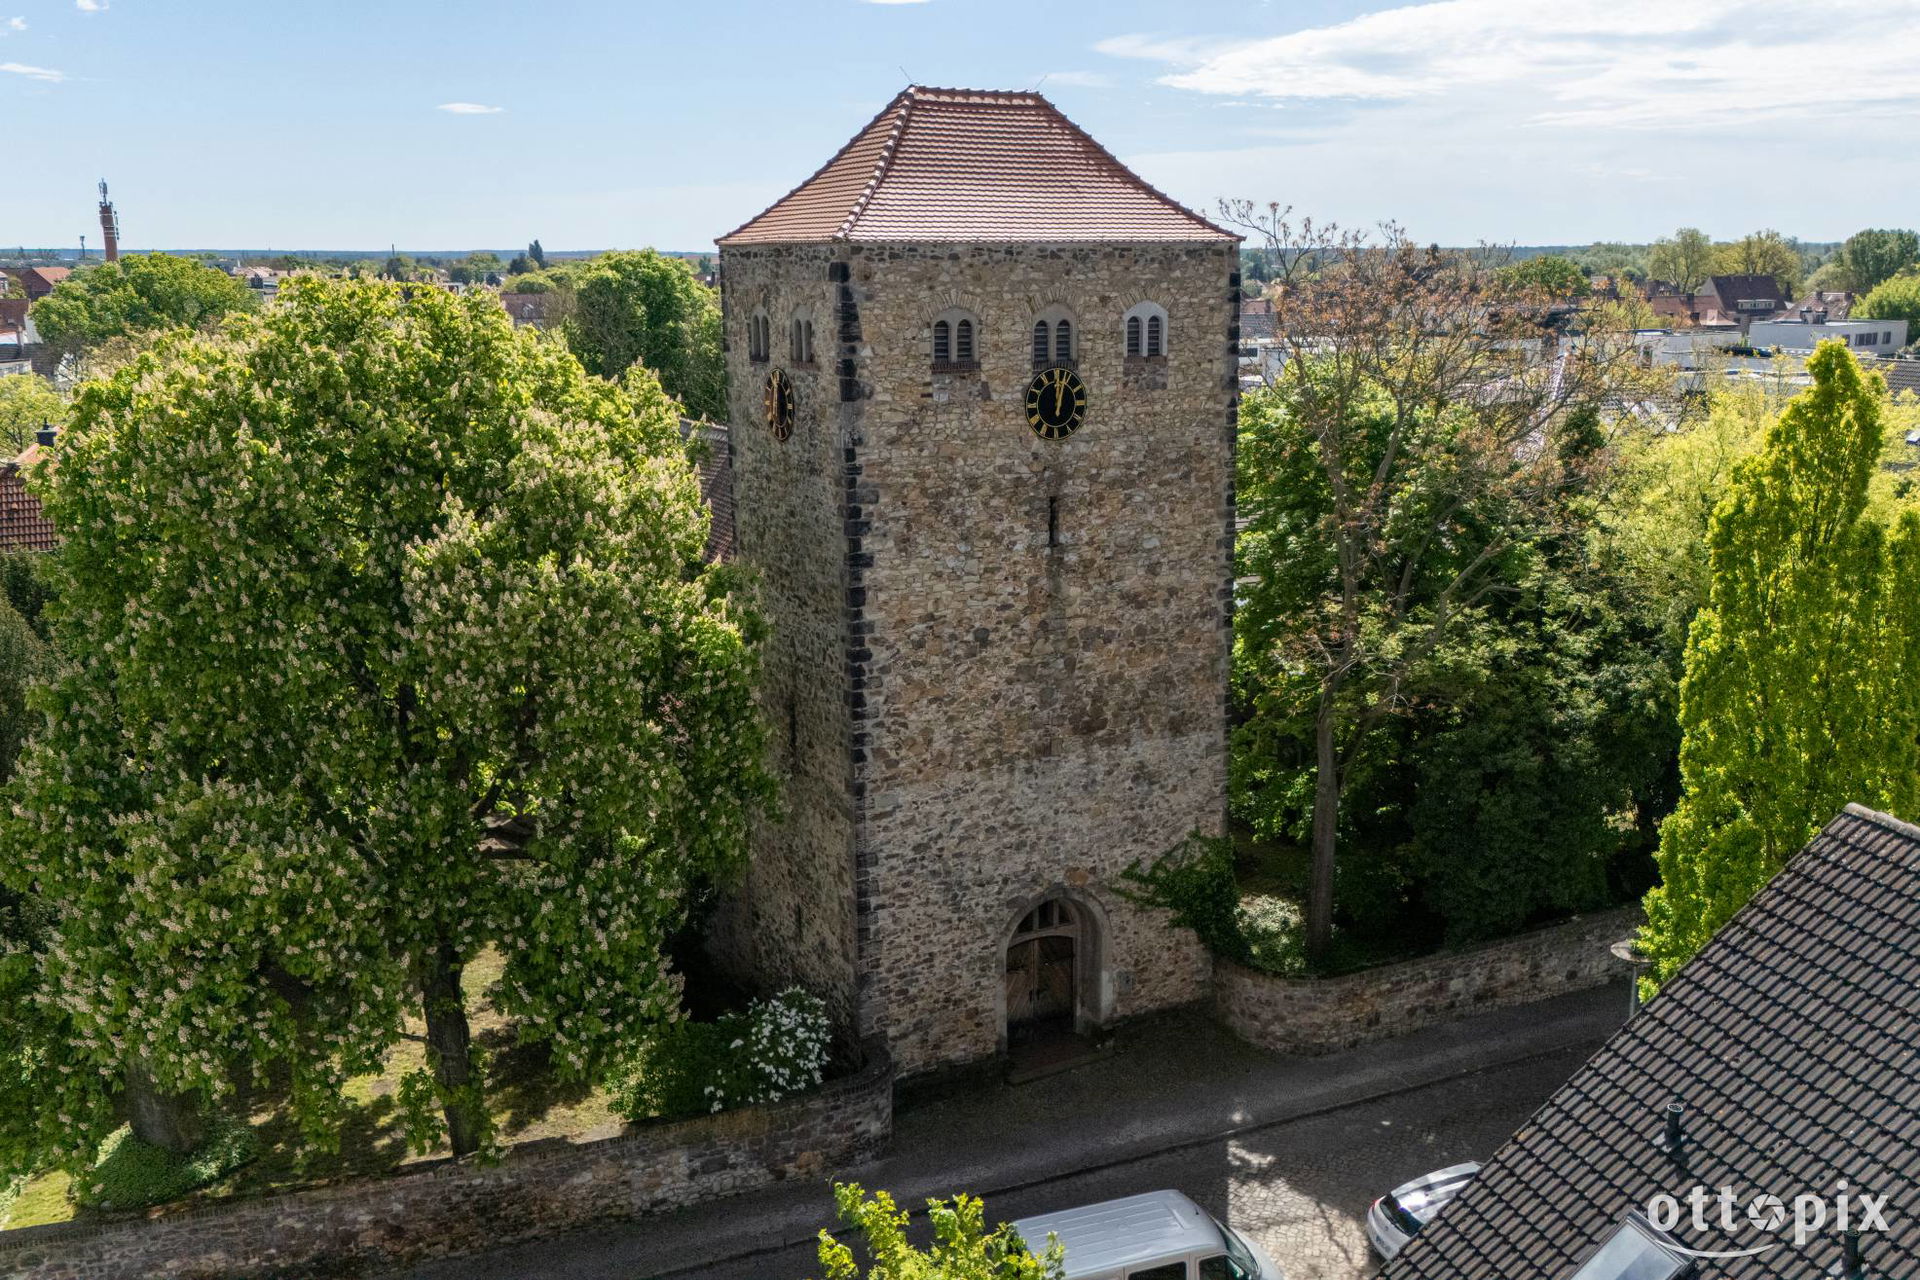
[[922, 303, 1167, 371], [1032, 316, 1074, 366], [932, 308, 979, 368], [791, 314, 815, 364], [747, 310, 771, 363], [1123, 302, 1169, 358]]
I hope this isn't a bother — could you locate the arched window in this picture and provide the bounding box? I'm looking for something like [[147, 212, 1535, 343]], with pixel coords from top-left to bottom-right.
[[748, 309, 770, 362], [1122, 302, 1170, 360], [931, 308, 980, 369], [1031, 306, 1078, 367], [804, 319, 815, 363]]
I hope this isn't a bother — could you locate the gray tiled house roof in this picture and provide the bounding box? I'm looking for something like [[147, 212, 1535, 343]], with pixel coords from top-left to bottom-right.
[[1383, 804, 1920, 1280]]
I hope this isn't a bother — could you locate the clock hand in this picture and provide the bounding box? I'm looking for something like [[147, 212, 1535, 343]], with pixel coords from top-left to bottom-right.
[[1054, 376, 1064, 416]]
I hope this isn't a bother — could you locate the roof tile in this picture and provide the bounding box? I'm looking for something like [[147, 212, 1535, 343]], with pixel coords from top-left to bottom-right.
[[719, 86, 1234, 246]]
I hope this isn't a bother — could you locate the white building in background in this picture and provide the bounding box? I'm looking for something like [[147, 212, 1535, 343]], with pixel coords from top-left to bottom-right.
[[1748, 314, 1907, 355]]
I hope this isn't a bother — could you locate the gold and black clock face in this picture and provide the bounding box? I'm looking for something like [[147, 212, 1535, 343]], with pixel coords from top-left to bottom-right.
[[763, 368, 794, 441], [1025, 366, 1087, 441]]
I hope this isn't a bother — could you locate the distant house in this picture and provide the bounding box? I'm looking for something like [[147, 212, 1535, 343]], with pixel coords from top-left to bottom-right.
[[498, 292, 553, 328], [1640, 279, 1694, 324], [1239, 297, 1276, 341], [0, 433, 56, 552], [0, 297, 33, 369], [1750, 313, 1907, 355], [1694, 273, 1790, 331], [1793, 289, 1854, 321], [1384, 804, 1920, 1280], [7, 267, 69, 301]]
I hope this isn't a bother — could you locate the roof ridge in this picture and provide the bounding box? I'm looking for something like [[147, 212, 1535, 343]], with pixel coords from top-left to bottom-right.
[[718, 88, 914, 246], [837, 87, 916, 241], [1841, 801, 1920, 841]]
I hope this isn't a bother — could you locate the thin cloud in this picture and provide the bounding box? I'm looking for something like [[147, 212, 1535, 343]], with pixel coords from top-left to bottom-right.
[[1, 61, 62, 81], [861, 0, 931, 5], [5, 17, 25, 31], [74, 0, 105, 11], [1102, 0, 1920, 130], [437, 102, 504, 115]]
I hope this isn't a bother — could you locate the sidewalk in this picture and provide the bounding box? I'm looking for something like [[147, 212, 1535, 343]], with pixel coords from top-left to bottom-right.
[[395, 982, 1628, 1280]]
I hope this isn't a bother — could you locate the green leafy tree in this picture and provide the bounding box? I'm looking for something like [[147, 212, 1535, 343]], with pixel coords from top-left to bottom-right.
[[1224, 206, 1635, 962], [382, 255, 414, 281], [1499, 254, 1588, 298], [562, 250, 725, 420], [528, 239, 548, 270], [1713, 229, 1802, 297], [1639, 344, 1920, 985], [1837, 228, 1919, 294], [1647, 227, 1716, 292], [29, 255, 256, 359], [3, 278, 774, 1163], [0, 376, 64, 454], [816, 1184, 1065, 1280], [1854, 274, 1920, 332]]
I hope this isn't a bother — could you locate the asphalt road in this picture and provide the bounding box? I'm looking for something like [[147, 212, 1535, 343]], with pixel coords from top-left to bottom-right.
[[669, 1040, 1590, 1280]]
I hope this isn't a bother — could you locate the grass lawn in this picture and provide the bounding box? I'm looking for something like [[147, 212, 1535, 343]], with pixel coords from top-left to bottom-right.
[[4, 948, 626, 1229]]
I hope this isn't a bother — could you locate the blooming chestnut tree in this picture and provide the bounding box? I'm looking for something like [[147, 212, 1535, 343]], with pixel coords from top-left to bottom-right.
[[4, 277, 772, 1161]]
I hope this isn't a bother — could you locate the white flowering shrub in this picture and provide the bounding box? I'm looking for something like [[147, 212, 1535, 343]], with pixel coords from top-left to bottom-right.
[[613, 988, 831, 1120]]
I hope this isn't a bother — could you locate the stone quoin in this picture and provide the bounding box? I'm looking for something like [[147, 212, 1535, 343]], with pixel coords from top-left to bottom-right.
[[706, 86, 1242, 1078]]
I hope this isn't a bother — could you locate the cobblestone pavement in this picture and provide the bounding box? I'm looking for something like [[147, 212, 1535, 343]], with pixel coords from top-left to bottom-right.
[[673, 1041, 1595, 1280]]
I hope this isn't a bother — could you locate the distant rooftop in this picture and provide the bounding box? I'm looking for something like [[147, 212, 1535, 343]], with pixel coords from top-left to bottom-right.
[[719, 86, 1235, 247]]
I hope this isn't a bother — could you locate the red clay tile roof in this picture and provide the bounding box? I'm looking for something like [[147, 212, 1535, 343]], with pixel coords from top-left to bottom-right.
[[719, 86, 1234, 246], [0, 450, 56, 552]]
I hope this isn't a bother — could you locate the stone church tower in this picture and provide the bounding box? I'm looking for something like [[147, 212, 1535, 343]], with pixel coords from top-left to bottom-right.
[[712, 86, 1239, 1078]]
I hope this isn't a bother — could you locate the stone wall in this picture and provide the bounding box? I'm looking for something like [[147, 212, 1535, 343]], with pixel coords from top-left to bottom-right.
[[706, 242, 864, 1035], [847, 240, 1239, 1074], [0, 1044, 892, 1280], [1215, 908, 1638, 1056]]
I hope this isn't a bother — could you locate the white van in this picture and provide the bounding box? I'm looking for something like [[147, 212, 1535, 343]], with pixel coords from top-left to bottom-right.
[[1010, 1190, 1284, 1280]]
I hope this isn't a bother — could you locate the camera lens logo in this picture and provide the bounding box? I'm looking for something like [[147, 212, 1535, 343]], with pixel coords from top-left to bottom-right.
[[1645, 1182, 1889, 1259]]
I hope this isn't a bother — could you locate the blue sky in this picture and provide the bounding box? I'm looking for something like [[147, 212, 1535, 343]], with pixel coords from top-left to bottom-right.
[[7, 0, 1918, 252]]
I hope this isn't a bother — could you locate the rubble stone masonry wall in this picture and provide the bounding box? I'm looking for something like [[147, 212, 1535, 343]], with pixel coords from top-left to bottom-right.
[[0, 1043, 892, 1280], [707, 243, 864, 1033], [847, 240, 1240, 1073], [1215, 908, 1639, 1056]]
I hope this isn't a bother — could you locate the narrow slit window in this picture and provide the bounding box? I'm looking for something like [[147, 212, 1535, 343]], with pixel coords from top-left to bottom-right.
[[1047, 495, 1060, 548], [933, 320, 951, 364], [1032, 321, 1050, 365], [1146, 314, 1163, 357], [1055, 319, 1072, 362], [1126, 314, 1142, 357], [805, 319, 815, 363], [956, 318, 974, 362]]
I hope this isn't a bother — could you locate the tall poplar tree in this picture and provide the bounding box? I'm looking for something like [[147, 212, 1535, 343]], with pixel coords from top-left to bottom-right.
[[1639, 343, 1920, 984]]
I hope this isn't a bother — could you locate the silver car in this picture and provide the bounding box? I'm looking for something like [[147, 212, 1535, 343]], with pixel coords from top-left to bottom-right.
[[1365, 1162, 1482, 1261], [1012, 1189, 1285, 1280]]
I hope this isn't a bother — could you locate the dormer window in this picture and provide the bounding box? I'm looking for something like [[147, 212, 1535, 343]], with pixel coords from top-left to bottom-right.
[[1124, 302, 1169, 358], [931, 307, 980, 371]]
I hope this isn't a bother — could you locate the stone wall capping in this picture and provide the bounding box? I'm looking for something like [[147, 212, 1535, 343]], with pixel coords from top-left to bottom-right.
[[0, 1041, 894, 1280], [1214, 908, 1641, 1057]]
